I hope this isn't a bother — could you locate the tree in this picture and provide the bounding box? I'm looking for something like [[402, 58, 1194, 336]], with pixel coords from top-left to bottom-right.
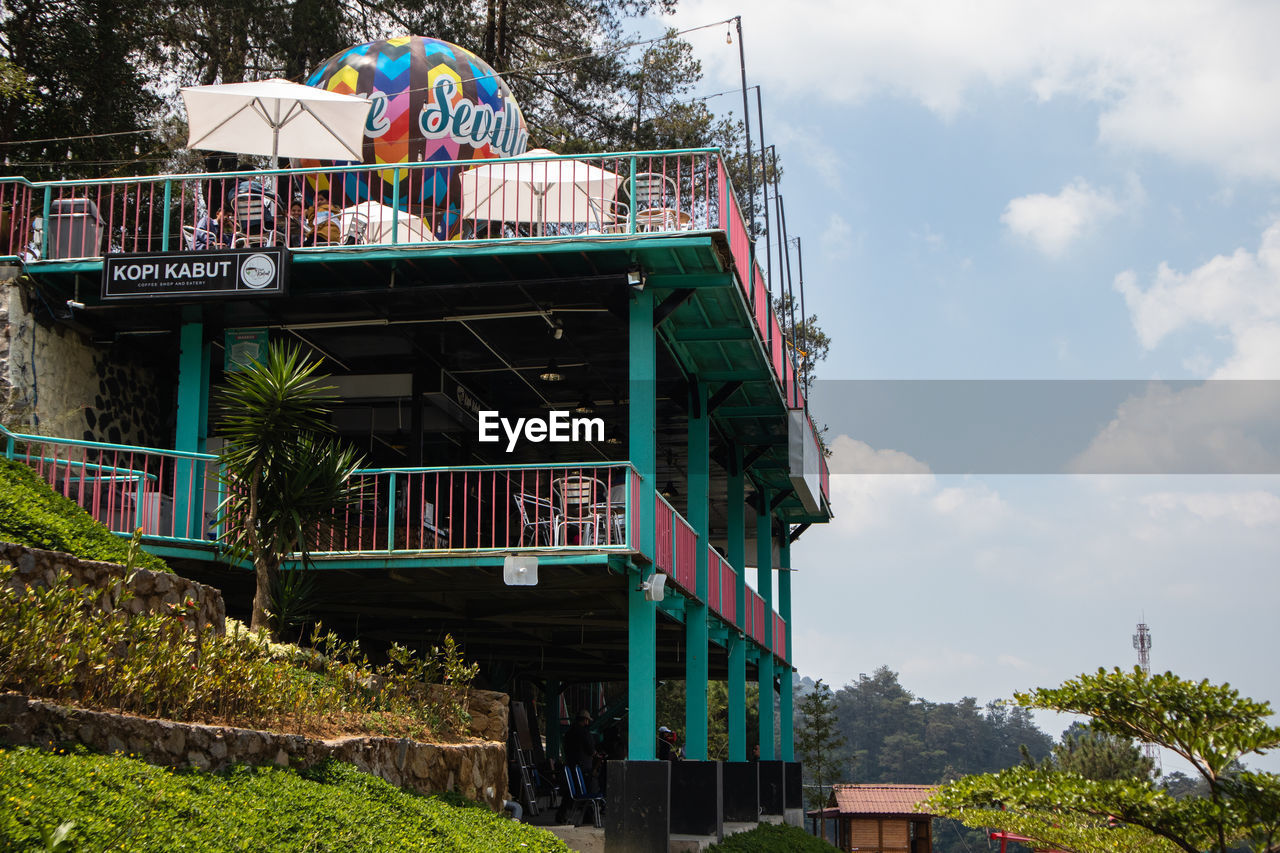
[[931, 667, 1280, 853], [215, 342, 362, 635], [1051, 722, 1155, 782], [795, 679, 847, 813]]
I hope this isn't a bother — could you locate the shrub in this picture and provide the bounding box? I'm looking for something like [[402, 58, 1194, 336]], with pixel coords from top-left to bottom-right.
[[0, 566, 477, 740], [0, 746, 570, 852], [707, 822, 839, 852], [0, 457, 169, 572]]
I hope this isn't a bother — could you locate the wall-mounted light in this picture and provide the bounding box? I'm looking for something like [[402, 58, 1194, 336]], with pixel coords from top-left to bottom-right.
[[627, 266, 645, 291], [639, 572, 666, 602], [504, 555, 539, 586]]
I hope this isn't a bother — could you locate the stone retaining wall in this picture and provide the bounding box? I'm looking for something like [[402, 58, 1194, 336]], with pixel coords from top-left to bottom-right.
[[1, 541, 226, 633], [0, 693, 509, 810]]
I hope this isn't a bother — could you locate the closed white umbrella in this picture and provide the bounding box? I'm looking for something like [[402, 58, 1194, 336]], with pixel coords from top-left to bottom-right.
[[181, 79, 372, 167], [460, 149, 624, 233]]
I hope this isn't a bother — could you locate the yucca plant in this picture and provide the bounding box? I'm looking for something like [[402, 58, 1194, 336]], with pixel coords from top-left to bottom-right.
[[214, 343, 362, 637]]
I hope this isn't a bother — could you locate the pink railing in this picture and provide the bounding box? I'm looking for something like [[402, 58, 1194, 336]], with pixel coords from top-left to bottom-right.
[[672, 513, 698, 593], [707, 547, 740, 627], [4, 429, 218, 542], [773, 612, 787, 661], [0, 181, 35, 259], [745, 588, 767, 647], [654, 495, 674, 573], [313, 463, 634, 553]]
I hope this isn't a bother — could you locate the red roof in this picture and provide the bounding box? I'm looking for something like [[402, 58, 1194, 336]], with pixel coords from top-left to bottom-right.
[[830, 784, 938, 816]]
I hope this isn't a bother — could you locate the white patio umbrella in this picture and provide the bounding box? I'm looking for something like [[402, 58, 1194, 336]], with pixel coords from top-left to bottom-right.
[[181, 79, 372, 167], [337, 201, 434, 244], [460, 149, 624, 233]]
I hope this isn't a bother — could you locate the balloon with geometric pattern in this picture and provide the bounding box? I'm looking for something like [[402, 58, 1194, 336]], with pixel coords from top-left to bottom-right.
[[299, 35, 528, 236]]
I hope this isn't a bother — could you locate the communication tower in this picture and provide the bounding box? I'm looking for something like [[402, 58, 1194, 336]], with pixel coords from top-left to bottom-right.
[[1133, 621, 1160, 768]]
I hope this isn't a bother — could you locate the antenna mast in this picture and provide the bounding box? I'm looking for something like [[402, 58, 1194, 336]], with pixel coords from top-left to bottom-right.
[[1133, 621, 1161, 769]]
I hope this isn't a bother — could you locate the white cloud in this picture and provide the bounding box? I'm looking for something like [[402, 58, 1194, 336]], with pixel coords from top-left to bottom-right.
[[1114, 219, 1280, 377], [1002, 179, 1122, 256], [673, 0, 1280, 179], [1068, 381, 1280, 474], [1139, 490, 1280, 528], [820, 213, 857, 261]]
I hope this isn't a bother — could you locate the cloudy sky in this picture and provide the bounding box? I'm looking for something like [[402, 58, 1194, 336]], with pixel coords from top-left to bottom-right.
[[667, 0, 1280, 769]]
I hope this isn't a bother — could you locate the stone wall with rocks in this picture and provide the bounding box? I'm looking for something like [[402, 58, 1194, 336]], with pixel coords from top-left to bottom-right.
[[1, 541, 226, 633], [0, 270, 173, 446], [1, 541, 509, 743], [0, 693, 510, 810]]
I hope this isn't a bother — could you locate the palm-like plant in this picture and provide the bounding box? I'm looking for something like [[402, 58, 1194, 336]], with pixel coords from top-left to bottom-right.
[[215, 343, 361, 635]]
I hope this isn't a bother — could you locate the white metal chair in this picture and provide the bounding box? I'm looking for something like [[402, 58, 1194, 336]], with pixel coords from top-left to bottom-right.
[[554, 475, 606, 545], [514, 492, 556, 546]]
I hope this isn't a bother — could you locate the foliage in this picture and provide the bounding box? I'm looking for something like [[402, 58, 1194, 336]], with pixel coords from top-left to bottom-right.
[[0, 747, 569, 852], [657, 678, 763, 760], [0, 0, 166, 179], [825, 666, 1053, 786], [705, 821, 837, 852], [0, 565, 477, 740], [215, 342, 362, 634], [795, 679, 846, 812], [0, 457, 169, 573], [933, 667, 1280, 853], [1037, 721, 1155, 782], [773, 294, 830, 401]]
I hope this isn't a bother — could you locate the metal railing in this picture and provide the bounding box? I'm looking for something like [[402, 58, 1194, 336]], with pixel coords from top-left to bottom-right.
[[2, 149, 725, 260], [312, 462, 635, 554], [2, 426, 219, 544]]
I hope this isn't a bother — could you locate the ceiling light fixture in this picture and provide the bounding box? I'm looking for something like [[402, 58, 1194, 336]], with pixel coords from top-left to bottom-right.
[[539, 358, 564, 382]]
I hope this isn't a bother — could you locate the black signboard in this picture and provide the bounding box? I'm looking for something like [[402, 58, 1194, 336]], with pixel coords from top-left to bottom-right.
[[102, 247, 289, 300]]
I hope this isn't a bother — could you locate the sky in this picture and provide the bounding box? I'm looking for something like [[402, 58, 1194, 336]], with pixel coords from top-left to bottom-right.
[[665, 0, 1280, 771]]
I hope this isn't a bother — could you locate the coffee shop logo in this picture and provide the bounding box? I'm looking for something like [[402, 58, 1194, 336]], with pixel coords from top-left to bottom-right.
[[239, 254, 276, 290], [478, 411, 604, 453]]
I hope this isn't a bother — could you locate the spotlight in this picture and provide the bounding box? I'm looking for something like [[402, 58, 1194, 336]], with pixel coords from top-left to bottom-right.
[[65, 300, 85, 311], [552, 320, 564, 340], [640, 572, 667, 602], [539, 358, 564, 382], [627, 267, 645, 291], [574, 393, 595, 415]]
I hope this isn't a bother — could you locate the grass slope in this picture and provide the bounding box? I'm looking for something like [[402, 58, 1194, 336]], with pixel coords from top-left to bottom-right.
[[0, 457, 169, 572], [1, 746, 569, 852]]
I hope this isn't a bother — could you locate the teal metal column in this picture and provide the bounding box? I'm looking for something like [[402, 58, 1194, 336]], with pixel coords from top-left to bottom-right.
[[685, 381, 710, 760], [628, 285, 658, 760], [779, 535, 794, 761], [726, 447, 747, 761], [174, 308, 204, 538], [757, 489, 775, 761]]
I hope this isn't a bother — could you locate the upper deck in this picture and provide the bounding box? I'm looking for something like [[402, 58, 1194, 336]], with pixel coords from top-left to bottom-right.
[[0, 148, 830, 522]]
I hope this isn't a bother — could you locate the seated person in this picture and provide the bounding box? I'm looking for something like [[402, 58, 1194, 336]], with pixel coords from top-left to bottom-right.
[[309, 191, 344, 244], [193, 208, 236, 250], [286, 199, 313, 247]]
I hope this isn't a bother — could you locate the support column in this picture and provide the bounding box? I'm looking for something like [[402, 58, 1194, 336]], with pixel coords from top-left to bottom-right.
[[757, 490, 775, 761], [726, 447, 747, 761], [779, 535, 794, 761], [628, 286, 658, 760], [685, 381, 710, 760], [174, 309, 205, 539]]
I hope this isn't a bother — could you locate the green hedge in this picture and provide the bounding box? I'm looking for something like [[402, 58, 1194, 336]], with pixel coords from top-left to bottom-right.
[[0, 746, 570, 852], [0, 457, 169, 572], [707, 822, 838, 852]]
